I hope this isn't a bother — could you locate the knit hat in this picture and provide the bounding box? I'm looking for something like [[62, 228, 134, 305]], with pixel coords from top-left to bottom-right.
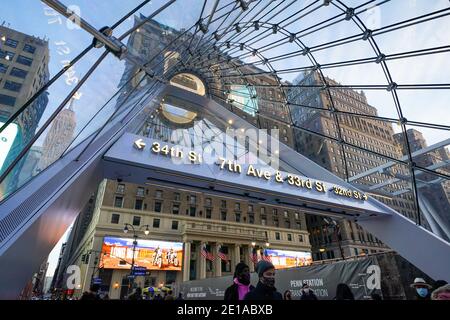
[[256, 260, 275, 277], [234, 262, 249, 278]]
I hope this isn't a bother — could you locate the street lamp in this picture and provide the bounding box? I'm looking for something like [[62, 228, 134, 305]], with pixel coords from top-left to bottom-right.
[[251, 241, 256, 247], [123, 223, 150, 295]]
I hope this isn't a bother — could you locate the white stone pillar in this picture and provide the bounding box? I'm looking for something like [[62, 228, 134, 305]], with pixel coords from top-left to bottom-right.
[[213, 243, 222, 277], [247, 245, 255, 272], [183, 242, 191, 281], [232, 244, 241, 270], [196, 241, 206, 279]]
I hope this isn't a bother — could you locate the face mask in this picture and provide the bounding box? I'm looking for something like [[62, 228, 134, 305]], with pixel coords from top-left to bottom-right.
[[238, 273, 250, 285], [262, 276, 275, 288], [416, 288, 428, 298]]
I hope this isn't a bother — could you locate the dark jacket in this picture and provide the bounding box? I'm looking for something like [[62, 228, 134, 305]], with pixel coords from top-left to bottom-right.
[[243, 282, 283, 301], [224, 283, 255, 300], [80, 292, 100, 300], [300, 290, 318, 300]]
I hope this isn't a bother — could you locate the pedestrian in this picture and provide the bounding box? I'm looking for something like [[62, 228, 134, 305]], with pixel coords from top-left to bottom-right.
[[410, 278, 432, 300], [431, 284, 450, 300], [175, 292, 184, 301], [433, 280, 448, 292], [370, 292, 382, 300], [224, 262, 255, 300], [334, 283, 354, 300], [128, 287, 143, 300], [243, 260, 282, 300], [283, 290, 293, 300], [80, 284, 101, 300], [165, 290, 174, 300], [300, 283, 318, 300]]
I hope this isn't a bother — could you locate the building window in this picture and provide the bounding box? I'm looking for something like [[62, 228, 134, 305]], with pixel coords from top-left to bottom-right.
[[23, 44, 36, 54], [155, 190, 163, 199], [221, 211, 227, 221], [10, 67, 27, 79], [287, 234, 292, 241], [0, 49, 15, 60], [235, 213, 241, 222], [136, 187, 145, 197], [171, 220, 179, 230], [154, 201, 162, 212], [189, 206, 196, 217], [249, 214, 254, 224], [283, 210, 288, 218], [153, 218, 160, 228], [285, 220, 291, 228], [221, 200, 226, 208], [134, 199, 143, 210], [261, 218, 266, 226], [116, 183, 125, 193], [174, 193, 180, 201], [272, 209, 278, 215], [16, 55, 33, 66], [248, 205, 253, 213], [294, 212, 299, 220], [5, 38, 18, 48], [298, 235, 304, 242], [189, 195, 196, 204], [3, 80, 22, 92], [260, 207, 266, 214], [205, 198, 212, 206], [296, 222, 301, 229], [0, 63, 7, 73], [273, 219, 279, 227], [111, 213, 120, 224], [172, 203, 180, 215], [234, 203, 241, 211], [114, 196, 123, 208], [132, 216, 141, 226], [0, 94, 16, 107], [275, 232, 281, 240], [206, 208, 212, 219]]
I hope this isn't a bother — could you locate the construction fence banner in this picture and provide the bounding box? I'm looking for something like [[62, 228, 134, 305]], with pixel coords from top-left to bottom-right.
[[177, 256, 382, 300]]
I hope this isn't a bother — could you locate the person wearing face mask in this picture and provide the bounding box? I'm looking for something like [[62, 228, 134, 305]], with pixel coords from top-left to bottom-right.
[[224, 262, 255, 300], [244, 260, 283, 300], [410, 278, 432, 300], [300, 283, 318, 300]]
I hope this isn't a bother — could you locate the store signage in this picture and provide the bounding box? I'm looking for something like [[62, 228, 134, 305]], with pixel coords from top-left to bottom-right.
[[131, 266, 147, 276], [135, 140, 368, 202], [102, 237, 183, 271]]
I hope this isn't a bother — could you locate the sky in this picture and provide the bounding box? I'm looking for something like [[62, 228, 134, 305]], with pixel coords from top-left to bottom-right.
[[2, 0, 449, 277]]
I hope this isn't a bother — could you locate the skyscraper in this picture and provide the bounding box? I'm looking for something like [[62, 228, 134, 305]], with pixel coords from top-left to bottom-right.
[[394, 129, 450, 240], [288, 71, 418, 260], [0, 25, 49, 189], [38, 97, 77, 171]]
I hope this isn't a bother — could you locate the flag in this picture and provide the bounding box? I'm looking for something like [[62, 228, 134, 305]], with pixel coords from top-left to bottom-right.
[[262, 249, 272, 262], [201, 244, 215, 261], [217, 245, 230, 261]]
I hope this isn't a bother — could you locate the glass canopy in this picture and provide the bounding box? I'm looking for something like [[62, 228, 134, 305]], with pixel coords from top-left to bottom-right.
[[0, 0, 449, 246]]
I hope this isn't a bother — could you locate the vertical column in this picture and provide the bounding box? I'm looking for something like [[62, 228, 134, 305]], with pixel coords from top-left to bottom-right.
[[196, 241, 206, 279], [232, 244, 241, 269], [247, 245, 255, 272], [213, 243, 222, 277], [183, 241, 191, 282]]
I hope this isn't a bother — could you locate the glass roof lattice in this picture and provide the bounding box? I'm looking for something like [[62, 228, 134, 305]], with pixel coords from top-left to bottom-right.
[[0, 0, 449, 245]]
